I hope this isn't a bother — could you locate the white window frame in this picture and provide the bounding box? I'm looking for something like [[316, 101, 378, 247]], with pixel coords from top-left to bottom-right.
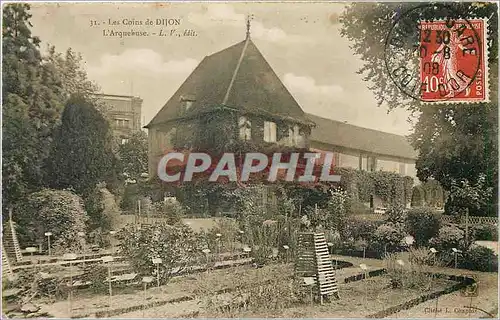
[[263, 121, 277, 143]]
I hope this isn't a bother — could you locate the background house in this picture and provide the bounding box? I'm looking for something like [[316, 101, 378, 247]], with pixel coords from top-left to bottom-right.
[[95, 93, 143, 145], [145, 26, 424, 212], [145, 31, 314, 176]]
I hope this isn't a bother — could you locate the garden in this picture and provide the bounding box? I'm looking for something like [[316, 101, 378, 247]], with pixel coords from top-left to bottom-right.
[[2, 183, 498, 319]]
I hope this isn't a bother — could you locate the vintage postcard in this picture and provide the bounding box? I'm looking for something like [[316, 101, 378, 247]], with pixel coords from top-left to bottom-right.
[[1, 1, 498, 319]]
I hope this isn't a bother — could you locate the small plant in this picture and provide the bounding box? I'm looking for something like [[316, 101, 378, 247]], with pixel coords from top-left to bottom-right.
[[459, 245, 498, 272], [118, 222, 202, 284], [372, 222, 405, 254], [429, 225, 465, 252], [384, 253, 433, 290], [405, 207, 441, 247], [471, 224, 498, 241]]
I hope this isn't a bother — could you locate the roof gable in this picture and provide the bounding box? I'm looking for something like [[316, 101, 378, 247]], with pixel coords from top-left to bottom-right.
[[146, 38, 309, 127], [307, 113, 417, 160]]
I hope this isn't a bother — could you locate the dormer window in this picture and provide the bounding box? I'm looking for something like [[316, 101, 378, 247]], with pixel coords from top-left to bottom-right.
[[238, 116, 252, 141], [180, 95, 195, 112], [263, 121, 277, 143]]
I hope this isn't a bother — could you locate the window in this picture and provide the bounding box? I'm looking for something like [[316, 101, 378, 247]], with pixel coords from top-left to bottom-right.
[[180, 95, 195, 112], [115, 119, 130, 128], [238, 116, 252, 141], [367, 156, 377, 172], [263, 121, 277, 142], [399, 163, 406, 175]]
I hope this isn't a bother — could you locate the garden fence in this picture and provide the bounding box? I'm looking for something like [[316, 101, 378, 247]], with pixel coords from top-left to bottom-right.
[[354, 213, 498, 225]]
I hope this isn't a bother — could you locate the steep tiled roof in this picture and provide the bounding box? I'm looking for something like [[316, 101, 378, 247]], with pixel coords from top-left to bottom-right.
[[146, 38, 312, 128], [307, 113, 417, 160]]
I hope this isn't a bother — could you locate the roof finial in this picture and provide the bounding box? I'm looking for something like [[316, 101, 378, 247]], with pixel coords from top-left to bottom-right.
[[246, 14, 253, 39]]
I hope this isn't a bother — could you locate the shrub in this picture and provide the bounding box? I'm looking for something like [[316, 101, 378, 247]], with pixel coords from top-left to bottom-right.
[[471, 224, 498, 241], [384, 253, 433, 290], [15, 189, 88, 253], [202, 218, 241, 254], [385, 205, 406, 224], [371, 222, 405, 253], [405, 207, 441, 247], [342, 218, 382, 242], [151, 200, 184, 225], [460, 245, 498, 272], [118, 222, 202, 284], [429, 225, 465, 252], [307, 189, 349, 232]]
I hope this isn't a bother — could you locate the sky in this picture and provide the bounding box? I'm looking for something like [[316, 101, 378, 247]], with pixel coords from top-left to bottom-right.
[[29, 2, 414, 136]]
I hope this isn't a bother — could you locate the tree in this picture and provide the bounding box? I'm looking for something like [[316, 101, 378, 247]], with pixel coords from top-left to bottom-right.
[[46, 94, 117, 196], [2, 4, 65, 209], [340, 2, 498, 216], [43, 46, 108, 114], [117, 131, 148, 180], [14, 189, 88, 253]]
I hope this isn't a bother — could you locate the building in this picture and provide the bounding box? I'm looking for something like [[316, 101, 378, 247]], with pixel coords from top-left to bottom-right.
[[95, 93, 143, 144], [145, 26, 315, 176], [145, 24, 419, 191], [307, 114, 418, 180]]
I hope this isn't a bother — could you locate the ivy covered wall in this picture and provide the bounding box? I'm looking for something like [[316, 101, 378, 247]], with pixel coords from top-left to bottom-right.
[[335, 167, 414, 208]]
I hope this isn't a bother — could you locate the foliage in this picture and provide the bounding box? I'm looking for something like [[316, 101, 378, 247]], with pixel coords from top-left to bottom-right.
[[384, 253, 433, 290], [43, 46, 101, 105], [335, 168, 413, 208], [411, 179, 445, 207], [47, 94, 118, 196], [2, 3, 65, 209], [150, 200, 184, 225], [471, 224, 498, 241], [200, 218, 241, 254], [429, 225, 465, 252], [118, 223, 202, 284], [371, 222, 405, 253], [459, 245, 498, 272], [80, 264, 109, 294], [8, 269, 69, 302], [405, 207, 441, 246], [199, 267, 306, 317], [83, 185, 112, 232], [117, 131, 148, 180], [385, 205, 406, 224], [308, 189, 349, 232], [341, 218, 382, 242], [14, 189, 88, 252], [340, 2, 498, 218], [446, 174, 494, 216]]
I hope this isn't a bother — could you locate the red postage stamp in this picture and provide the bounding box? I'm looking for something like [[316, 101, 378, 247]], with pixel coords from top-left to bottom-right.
[[419, 19, 489, 103]]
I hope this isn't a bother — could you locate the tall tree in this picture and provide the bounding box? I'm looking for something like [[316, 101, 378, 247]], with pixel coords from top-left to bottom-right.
[[340, 2, 498, 216], [2, 3, 65, 209], [117, 131, 148, 180], [47, 95, 116, 196]]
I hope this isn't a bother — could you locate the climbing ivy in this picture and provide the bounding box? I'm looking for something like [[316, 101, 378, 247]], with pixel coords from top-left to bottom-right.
[[335, 168, 413, 207]]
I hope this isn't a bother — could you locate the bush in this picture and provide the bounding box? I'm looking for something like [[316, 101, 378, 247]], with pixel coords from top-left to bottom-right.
[[371, 222, 405, 253], [384, 253, 433, 290], [460, 245, 498, 272], [385, 205, 406, 224], [118, 222, 202, 284], [405, 207, 441, 247], [342, 218, 382, 242], [151, 200, 184, 225], [15, 189, 88, 253], [429, 225, 465, 252], [471, 224, 498, 241]]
